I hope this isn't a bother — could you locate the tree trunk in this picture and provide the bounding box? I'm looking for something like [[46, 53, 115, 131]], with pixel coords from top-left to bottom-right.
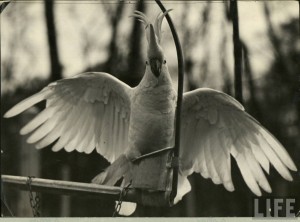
[[41, 0, 63, 216], [121, 1, 146, 87], [44, 0, 62, 82], [230, 0, 243, 104], [105, 1, 125, 74], [241, 41, 262, 119], [263, 2, 293, 81]]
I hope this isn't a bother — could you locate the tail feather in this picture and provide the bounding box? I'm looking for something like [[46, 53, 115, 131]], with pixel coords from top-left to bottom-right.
[[92, 154, 132, 186], [92, 154, 135, 215], [174, 172, 191, 204], [117, 202, 137, 216]]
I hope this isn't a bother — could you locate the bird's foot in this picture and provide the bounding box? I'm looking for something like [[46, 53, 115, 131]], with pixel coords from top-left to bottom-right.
[[131, 146, 174, 162]]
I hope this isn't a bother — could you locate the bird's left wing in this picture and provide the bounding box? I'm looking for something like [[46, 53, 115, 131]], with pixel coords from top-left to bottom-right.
[[4, 72, 132, 163], [180, 88, 297, 196]]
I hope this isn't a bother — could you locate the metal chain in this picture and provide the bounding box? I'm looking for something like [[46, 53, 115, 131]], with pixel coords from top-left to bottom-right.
[[112, 181, 132, 217], [26, 176, 41, 217]]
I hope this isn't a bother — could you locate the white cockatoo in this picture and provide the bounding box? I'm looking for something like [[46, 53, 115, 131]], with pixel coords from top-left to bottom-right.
[[4, 10, 297, 215]]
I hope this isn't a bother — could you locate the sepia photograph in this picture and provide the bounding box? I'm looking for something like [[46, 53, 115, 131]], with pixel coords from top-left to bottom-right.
[[1, 0, 299, 218]]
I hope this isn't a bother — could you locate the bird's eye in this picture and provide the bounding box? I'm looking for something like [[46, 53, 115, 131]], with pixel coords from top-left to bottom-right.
[[163, 60, 166, 64], [146, 61, 148, 65]]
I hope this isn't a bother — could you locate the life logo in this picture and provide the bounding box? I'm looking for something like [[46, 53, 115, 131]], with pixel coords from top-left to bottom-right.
[[253, 197, 299, 218]]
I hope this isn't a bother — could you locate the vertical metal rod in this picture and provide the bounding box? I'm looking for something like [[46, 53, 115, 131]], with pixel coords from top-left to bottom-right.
[[155, 0, 185, 203]]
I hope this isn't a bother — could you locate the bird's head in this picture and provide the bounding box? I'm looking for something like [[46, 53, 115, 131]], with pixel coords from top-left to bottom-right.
[[131, 10, 172, 78]]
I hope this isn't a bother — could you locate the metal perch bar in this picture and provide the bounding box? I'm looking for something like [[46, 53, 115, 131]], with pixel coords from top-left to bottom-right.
[[1, 175, 137, 202]]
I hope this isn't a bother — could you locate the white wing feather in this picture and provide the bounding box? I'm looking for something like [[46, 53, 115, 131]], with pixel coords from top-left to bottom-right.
[[4, 72, 132, 163], [180, 88, 297, 196]]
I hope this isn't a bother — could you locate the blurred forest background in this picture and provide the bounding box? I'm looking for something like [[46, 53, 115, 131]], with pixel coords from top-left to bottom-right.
[[1, 0, 299, 217]]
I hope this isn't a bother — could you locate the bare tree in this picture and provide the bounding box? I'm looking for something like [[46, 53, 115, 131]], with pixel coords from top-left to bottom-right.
[[263, 2, 293, 80], [124, 1, 147, 87], [181, 2, 212, 91], [44, 0, 63, 81], [230, 0, 243, 104], [103, 1, 125, 74], [241, 41, 262, 119], [220, 26, 232, 95], [40, 0, 63, 216]]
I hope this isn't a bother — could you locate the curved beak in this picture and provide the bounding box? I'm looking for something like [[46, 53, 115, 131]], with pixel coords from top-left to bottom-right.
[[149, 59, 162, 77]]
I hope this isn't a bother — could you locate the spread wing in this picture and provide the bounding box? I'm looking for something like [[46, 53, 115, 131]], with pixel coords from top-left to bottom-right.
[[180, 88, 297, 196], [4, 72, 132, 163]]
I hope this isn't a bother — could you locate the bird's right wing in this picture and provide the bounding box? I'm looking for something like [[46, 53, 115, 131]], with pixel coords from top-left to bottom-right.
[[4, 72, 132, 163], [179, 88, 297, 196]]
